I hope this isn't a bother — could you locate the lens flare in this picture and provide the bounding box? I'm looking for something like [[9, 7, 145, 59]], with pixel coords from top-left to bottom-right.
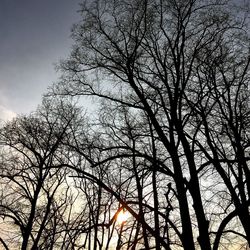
[[116, 210, 129, 224]]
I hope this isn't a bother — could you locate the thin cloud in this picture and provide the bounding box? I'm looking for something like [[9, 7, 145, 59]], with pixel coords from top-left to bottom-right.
[[0, 105, 16, 122]]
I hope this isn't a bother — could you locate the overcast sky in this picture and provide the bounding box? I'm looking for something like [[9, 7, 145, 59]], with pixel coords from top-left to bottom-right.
[[0, 0, 80, 121]]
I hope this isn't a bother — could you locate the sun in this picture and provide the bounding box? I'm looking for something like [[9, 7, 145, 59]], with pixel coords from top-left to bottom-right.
[[116, 210, 130, 224]]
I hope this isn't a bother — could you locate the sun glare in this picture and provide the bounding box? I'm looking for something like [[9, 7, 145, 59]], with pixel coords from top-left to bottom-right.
[[116, 210, 130, 224]]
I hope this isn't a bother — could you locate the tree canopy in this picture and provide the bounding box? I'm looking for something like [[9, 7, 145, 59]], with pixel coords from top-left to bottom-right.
[[1, 0, 250, 249]]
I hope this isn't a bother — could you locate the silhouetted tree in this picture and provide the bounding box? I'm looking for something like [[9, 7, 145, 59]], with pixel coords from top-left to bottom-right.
[[51, 0, 250, 249], [0, 99, 84, 249]]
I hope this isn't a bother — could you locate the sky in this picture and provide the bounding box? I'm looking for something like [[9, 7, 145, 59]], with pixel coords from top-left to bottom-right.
[[0, 0, 80, 121]]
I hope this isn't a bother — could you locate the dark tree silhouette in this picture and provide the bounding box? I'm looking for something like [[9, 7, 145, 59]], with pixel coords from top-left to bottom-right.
[[51, 0, 250, 249], [0, 0, 249, 249], [0, 99, 85, 249]]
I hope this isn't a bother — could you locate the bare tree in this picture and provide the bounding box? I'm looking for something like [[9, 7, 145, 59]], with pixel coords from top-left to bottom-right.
[[0, 0, 245, 249], [187, 26, 250, 248], [0, 98, 85, 249], [49, 0, 250, 249]]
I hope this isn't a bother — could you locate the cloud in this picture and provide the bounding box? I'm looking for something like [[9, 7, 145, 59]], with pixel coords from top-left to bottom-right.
[[0, 105, 16, 122], [0, 0, 79, 116]]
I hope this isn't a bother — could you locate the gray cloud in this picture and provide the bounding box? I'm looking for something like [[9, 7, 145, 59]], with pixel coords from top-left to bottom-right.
[[0, 0, 80, 119]]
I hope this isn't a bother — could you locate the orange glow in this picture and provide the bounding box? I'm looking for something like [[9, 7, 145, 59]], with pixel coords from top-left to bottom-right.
[[116, 210, 130, 224]]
